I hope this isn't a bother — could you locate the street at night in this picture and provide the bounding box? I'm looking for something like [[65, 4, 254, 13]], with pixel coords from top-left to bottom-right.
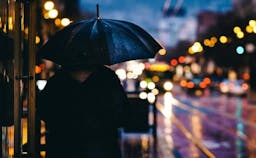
[[1, 0, 256, 158], [121, 85, 256, 158]]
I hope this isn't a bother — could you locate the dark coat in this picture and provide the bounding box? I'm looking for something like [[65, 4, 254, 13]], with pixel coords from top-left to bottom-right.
[[37, 66, 128, 158]]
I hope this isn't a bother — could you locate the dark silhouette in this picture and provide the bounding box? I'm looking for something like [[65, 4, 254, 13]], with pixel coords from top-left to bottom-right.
[[37, 65, 128, 158], [0, 72, 13, 126]]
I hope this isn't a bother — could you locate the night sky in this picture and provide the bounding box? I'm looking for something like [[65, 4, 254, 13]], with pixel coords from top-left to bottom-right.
[[78, 0, 232, 46]]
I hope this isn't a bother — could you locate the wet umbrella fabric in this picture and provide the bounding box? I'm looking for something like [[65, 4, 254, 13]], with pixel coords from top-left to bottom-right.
[[37, 18, 163, 67]]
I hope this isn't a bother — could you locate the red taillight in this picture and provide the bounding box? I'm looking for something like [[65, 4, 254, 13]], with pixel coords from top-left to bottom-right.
[[242, 83, 249, 90], [187, 81, 195, 88]]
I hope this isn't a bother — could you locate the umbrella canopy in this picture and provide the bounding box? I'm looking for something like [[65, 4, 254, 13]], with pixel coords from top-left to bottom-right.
[[37, 17, 163, 67]]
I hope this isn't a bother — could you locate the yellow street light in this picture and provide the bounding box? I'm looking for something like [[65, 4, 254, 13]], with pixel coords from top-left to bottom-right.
[[158, 48, 166, 55], [236, 31, 244, 39], [48, 9, 58, 19], [35, 36, 40, 44], [191, 42, 203, 53], [61, 18, 71, 27], [219, 36, 228, 44], [54, 18, 61, 26], [210, 36, 217, 43], [233, 26, 241, 34], [44, 1, 54, 11], [246, 25, 253, 33], [203, 39, 210, 46], [188, 47, 194, 54], [249, 20, 256, 27], [8, 17, 13, 30]]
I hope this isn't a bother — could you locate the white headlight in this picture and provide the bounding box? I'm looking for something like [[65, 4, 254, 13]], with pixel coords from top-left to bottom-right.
[[147, 81, 155, 90], [139, 92, 147, 99], [147, 92, 156, 103], [163, 81, 173, 91], [139, 80, 147, 89]]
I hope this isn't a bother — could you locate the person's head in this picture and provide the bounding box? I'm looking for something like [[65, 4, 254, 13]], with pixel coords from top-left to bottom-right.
[[61, 63, 101, 72]]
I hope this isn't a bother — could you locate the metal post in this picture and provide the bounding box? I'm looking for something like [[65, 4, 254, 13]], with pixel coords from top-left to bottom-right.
[[27, 0, 37, 157], [13, 1, 22, 157], [0, 126, 1, 158], [248, 52, 256, 104], [152, 99, 157, 158]]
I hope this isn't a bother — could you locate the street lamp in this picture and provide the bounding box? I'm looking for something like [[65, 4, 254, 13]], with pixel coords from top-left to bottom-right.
[[48, 9, 58, 19], [44, 1, 54, 11], [60, 18, 71, 27]]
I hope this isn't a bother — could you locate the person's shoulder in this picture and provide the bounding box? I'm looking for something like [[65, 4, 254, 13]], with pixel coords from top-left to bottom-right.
[[95, 66, 120, 81], [97, 66, 115, 76], [46, 71, 63, 82], [43, 71, 70, 88]]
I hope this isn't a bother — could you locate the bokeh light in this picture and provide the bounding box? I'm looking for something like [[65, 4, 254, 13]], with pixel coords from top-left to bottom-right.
[[236, 46, 244, 54]]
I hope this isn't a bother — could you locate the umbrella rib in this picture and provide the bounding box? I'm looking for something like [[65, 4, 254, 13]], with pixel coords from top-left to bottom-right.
[[65, 20, 93, 47], [106, 20, 156, 54], [88, 19, 112, 64]]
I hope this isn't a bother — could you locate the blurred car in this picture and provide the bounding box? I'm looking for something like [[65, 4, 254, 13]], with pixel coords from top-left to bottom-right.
[[208, 76, 224, 92], [180, 77, 211, 96], [141, 65, 174, 93], [157, 79, 174, 92], [219, 79, 249, 97], [138, 78, 173, 94]]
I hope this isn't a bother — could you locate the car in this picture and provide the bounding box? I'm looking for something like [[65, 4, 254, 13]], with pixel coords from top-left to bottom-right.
[[180, 77, 211, 96], [219, 79, 249, 97]]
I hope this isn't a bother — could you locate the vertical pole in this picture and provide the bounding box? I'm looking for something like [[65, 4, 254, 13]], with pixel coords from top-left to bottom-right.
[[14, 1, 22, 157], [27, 0, 37, 157], [0, 127, 1, 158], [248, 52, 256, 104], [13, 0, 22, 158], [153, 99, 157, 158]]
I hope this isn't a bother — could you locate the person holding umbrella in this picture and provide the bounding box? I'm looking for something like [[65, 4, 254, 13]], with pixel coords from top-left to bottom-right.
[[37, 64, 129, 158], [37, 7, 163, 158]]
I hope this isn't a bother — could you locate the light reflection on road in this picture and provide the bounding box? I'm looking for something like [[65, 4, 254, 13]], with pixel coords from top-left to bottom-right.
[[157, 85, 256, 158]]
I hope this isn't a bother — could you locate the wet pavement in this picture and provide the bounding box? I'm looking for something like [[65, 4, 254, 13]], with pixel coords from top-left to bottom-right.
[[121, 85, 256, 158], [2, 85, 256, 158]]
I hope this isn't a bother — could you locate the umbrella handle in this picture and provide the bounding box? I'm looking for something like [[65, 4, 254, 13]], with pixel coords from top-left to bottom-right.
[[96, 4, 100, 19]]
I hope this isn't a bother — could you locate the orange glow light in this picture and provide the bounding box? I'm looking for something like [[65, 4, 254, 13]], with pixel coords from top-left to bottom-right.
[[35, 65, 42, 74], [242, 73, 250, 80], [170, 59, 178, 66], [242, 83, 249, 90], [178, 56, 185, 63], [203, 77, 211, 84], [187, 81, 195, 88], [199, 82, 207, 88], [39, 63, 45, 70], [152, 76, 160, 82], [180, 80, 187, 87]]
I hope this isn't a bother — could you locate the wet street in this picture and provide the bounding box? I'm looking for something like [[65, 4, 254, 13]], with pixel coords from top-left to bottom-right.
[[122, 85, 256, 158], [2, 85, 256, 158]]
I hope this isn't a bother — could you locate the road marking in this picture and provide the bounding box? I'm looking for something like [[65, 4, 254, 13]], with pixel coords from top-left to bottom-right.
[[156, 103, 216, 158]]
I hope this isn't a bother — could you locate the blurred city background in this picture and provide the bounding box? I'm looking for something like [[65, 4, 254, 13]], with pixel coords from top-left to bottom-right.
[[0, 0, 256, 158]]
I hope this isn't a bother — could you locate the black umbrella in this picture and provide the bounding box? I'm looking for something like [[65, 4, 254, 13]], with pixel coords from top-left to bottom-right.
[[37, 6, 163, 67]]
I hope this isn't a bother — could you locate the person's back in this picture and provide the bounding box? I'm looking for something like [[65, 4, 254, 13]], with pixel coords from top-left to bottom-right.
[[37, 65, 128, 158]]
